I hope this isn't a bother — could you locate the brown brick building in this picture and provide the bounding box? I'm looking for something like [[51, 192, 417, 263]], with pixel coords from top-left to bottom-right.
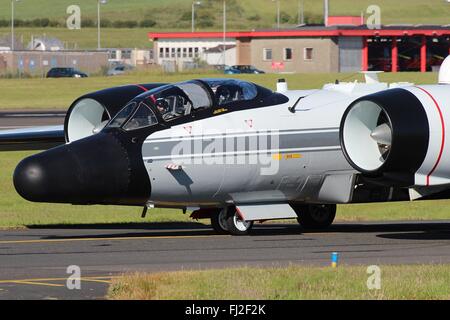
[[149, 24, 450, 73]]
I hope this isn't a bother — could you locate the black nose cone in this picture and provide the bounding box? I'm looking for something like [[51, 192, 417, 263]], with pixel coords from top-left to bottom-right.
[[13, 133, 150, 205], [14, 153, 57, 202]]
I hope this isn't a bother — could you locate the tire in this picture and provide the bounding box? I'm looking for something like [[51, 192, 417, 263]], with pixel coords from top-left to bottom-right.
[[294, 204, 336, 229], [225, 207, 254, 236], [210, 208, 228, 234]]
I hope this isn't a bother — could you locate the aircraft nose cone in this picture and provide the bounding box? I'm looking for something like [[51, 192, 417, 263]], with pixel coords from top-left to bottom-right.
[[14, 155, 52, 202], [13, 132, 150, 205]]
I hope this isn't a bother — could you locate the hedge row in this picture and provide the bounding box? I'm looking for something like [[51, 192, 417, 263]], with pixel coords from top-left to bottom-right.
[[0, 18, 157, 28]]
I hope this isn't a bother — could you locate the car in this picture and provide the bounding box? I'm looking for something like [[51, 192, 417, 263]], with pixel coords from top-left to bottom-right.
[[107, 64, 134, 76], [224, 65, 265, 74], [46, 67, 88, 78]]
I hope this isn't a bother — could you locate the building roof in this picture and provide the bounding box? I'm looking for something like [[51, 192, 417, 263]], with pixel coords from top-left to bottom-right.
[[149, 25, 450, 40], [328, 16, 364, 26]]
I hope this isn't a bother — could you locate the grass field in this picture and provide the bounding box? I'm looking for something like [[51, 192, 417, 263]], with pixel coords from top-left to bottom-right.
[[0, 0, 448, 26], [108, 264, 450, 299], [0, 1, 448, 49], [0, 72, 438, 109], [0, 27, 152, 50]]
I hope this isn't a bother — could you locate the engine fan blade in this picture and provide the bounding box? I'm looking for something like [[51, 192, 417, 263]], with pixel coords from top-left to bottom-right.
[[370, 123, 392, 146]]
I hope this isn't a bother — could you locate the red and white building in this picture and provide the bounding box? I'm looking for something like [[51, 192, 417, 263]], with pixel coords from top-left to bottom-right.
[[149, 17, 450, 73]]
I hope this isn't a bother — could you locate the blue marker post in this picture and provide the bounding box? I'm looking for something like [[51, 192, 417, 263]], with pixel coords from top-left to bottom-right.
[[331, 252, 339, 268]]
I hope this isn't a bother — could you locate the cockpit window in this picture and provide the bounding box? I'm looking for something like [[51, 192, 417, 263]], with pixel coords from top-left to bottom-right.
[[123, 102, 158, 131], [205, 79, 258, 106], [151, 81, 212, 121], [108, 102, 136, 128], [176, 82, 211, 110], [107, 79, 264, 129], [154, 90, 192, 121]]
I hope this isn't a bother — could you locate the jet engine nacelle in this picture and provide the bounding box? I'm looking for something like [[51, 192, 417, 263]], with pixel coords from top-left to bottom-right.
[[64, 83, 165, 142], [340, 85, 450, 187]]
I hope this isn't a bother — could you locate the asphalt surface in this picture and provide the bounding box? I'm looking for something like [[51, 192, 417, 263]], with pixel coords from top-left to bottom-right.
[[2, 112, 450, 300], [1, 221, 450, 300], [0, 110, 65, 129]]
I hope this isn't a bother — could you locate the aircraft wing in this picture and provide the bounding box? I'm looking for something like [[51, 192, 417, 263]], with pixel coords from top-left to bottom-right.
[[0, 125, 65, 151]]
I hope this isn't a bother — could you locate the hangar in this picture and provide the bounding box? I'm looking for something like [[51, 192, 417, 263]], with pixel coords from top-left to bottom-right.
[[149, 18, 450, 73]]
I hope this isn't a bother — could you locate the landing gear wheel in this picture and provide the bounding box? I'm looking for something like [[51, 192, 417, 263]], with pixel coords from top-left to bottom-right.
[[210, 208, 228, 234], [225, 208, 254, 236], [294, 204, 336, 229]]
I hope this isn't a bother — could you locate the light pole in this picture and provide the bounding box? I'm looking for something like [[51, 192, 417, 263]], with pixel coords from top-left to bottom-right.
[[191, 1, 201, 32], [11, 0, 20, 51], [223, 0, 226, 66], [298, 0, 304, 25], [97, 0, 107, 50], [272, 0, 280, 29]]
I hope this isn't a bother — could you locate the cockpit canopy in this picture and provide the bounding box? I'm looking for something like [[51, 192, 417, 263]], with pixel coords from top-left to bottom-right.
[[106, 79, 271, 131]]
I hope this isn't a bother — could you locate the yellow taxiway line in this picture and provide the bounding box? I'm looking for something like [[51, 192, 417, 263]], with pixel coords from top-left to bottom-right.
[[0, 276, 121, 288], [12, 281, 65, 287]]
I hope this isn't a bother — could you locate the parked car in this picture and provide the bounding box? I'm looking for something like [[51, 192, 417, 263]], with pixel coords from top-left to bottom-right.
[[224, 65, 265, 74], [107, 64, 134, 76], [46, 67, 88, 78]]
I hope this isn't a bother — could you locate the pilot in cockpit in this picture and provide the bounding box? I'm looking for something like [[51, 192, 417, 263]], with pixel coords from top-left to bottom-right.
[[215, 84, 244, 105], [155, 94, 192, 121], [155, 97, 172, 120]]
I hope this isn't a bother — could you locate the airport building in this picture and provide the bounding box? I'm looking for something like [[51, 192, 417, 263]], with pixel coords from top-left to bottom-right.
[[0, 50, 109, 75], [149, 17, 450, 73], [106, 48, 154, 66]]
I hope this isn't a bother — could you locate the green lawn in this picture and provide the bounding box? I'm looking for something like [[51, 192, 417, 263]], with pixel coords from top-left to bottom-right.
[[0, 1, 448, 50], [0, 72, 438, 110], [0, 0, 447, 26], [108, 264, 450, 299], [0, 27, 152, 50]]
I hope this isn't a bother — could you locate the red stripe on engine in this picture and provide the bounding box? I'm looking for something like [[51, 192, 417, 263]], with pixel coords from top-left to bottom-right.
[[415, 86, 445, 186], [135, 84, 148, 92]]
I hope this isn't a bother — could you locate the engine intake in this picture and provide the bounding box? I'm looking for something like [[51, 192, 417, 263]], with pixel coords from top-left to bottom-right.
[[64, 83, 165, 142], [340, 88, 429, 186]]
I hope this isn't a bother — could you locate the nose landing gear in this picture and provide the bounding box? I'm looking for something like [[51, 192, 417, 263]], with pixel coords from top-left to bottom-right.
[[211, 207, 254, 236]]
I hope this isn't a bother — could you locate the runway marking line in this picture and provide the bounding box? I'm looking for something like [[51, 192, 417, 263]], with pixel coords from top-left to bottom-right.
[[12, 281, 65, 287], [0, 234, 228, 245], [0, 276, 120, 288]]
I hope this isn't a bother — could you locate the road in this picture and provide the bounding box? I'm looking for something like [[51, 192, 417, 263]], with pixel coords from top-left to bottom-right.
[[0, 110, 65, 129], [1, 221, 450, 300]]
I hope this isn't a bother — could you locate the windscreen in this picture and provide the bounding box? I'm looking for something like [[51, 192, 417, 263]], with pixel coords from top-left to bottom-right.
[[107, 102, 137, 128], [123, 102, 158, 131]]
